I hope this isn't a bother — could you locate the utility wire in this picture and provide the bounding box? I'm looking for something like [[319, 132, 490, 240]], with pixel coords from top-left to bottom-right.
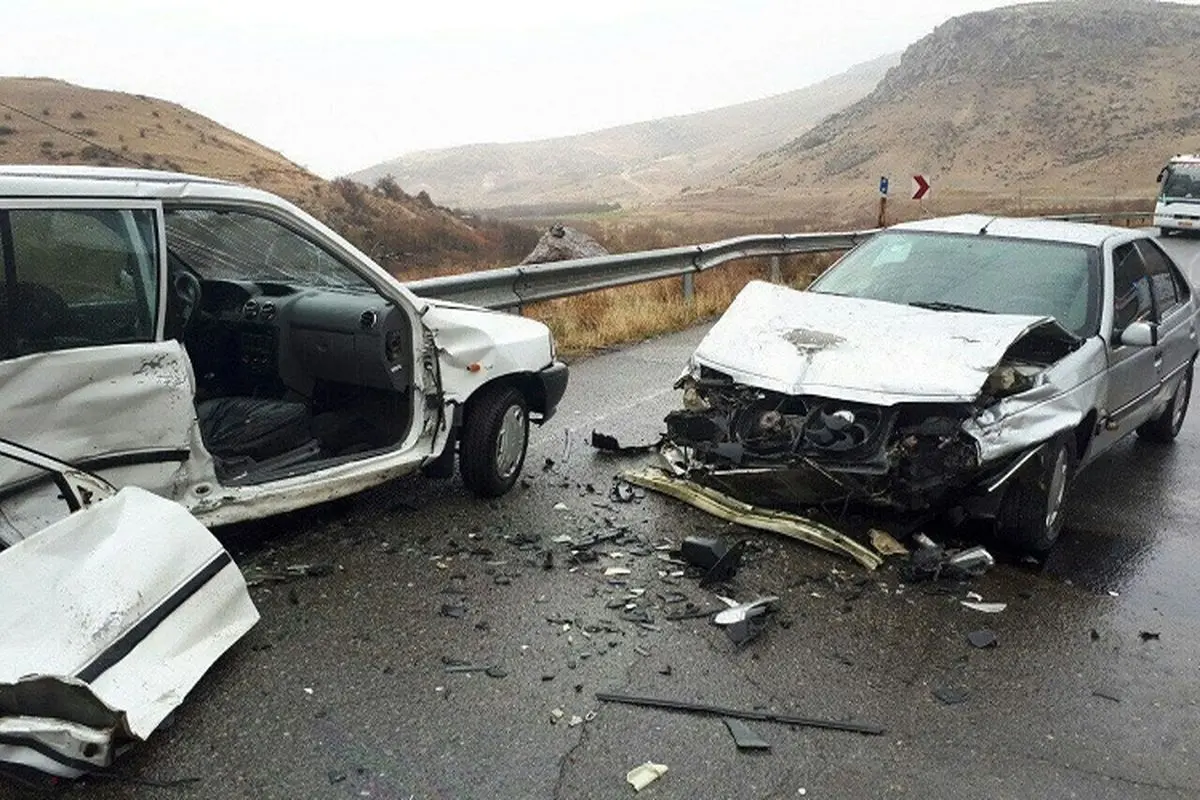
[[0, 99, 150, 169]]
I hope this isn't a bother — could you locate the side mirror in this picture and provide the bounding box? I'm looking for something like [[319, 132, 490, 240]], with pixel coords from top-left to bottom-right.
[[1120, 320, 1158, 347], [1157, 168, 1167, 184]]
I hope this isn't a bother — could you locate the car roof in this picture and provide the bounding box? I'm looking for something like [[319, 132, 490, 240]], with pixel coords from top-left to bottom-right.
[[0, 164, 275, 204], [890, 214, 1133, 247]]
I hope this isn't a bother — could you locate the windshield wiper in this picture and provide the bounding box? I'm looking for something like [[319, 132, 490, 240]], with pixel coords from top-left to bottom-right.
[[908, 300, 993, 313]]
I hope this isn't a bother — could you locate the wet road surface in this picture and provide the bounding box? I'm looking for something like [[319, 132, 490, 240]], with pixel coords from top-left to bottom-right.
[[10, 236, 1200, 800]]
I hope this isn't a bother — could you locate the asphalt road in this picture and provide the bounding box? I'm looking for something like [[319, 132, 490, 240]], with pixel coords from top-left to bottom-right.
[[11, 235, 1200, 800]]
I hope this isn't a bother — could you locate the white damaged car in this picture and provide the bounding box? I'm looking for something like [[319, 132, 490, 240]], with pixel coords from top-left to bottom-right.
[[668, 215, 1198, 552], [0, 166, 567, 544]]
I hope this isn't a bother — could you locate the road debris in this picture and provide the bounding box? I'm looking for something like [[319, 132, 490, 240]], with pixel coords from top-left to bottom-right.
[[904, 535, 994, 582], [713, 595, 779, 644], [626, 761, 669, 792], [961, 601, 1007, 613], [595, 691, 886, 736], [869, 529, 909, 557], [623, 468, 882, 570], [591, 430, 664, 455], [1139, 631, 1161, 642], [932, 686, 969, 705], [244, 561, 336, 586], [967, 629, 999, 649], [1092, 688, 1122, 703], [723, 718, 771, 750]]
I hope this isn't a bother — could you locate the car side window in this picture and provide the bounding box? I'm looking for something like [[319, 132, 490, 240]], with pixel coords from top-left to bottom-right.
[[1135, 239, 1185, 316], [1111, 242, 1153, 336], [0, 207, 159, 360]]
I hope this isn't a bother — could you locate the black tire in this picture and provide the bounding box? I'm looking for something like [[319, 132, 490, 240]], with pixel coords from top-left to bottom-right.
[[1159, 227, 1173, 238], [459, 386, 529, 498], [999, 435, 1075, 555], [1138, 364, 1193, 443]]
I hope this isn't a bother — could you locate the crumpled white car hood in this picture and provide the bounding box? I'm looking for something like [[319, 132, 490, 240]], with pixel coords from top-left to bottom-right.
[[692, 281, 1073, 405]]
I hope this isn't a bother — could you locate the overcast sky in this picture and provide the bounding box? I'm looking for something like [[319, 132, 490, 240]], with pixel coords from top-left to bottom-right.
[[0, 1, 1181, 177]]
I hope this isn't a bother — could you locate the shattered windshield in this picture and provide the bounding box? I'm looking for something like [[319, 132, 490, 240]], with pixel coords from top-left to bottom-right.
[[165, 208, 373, 291], [810, 231, 1100, 337], [1160, 162, 1200, 199]]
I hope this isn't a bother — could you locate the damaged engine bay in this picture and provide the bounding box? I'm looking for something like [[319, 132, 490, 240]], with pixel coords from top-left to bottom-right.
[[663, 295, 1083, 515]]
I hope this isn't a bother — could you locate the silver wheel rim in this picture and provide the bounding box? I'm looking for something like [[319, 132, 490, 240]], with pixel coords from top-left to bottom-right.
[[1044, 446, 1069, 532], [495, 405, 526, 480], [1172, 372, 1191, 433]]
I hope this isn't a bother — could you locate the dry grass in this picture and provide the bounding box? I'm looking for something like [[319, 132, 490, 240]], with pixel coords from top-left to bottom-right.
[[526, 254, 834, 355]]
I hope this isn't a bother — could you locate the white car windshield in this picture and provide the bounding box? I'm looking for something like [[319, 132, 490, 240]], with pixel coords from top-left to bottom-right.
[[810, 231, 1101, 338], [165, 208, 373, 291]]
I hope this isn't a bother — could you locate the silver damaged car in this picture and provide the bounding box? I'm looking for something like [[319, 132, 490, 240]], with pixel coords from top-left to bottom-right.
[[668, 215, 1198, 553]]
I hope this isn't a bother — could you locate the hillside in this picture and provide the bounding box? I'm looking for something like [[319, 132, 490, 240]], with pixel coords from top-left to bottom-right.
[[0, 78, 534, 270], [348, 54, 898, 214], [698, 0, 1200, 226]]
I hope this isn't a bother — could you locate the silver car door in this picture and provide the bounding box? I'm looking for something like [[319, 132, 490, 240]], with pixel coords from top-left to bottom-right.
[[1136, 238, 1197, 397], [1095, 241, 1160, 446]]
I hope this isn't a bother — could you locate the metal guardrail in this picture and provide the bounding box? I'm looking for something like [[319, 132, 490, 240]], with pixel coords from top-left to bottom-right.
[[407, 230, 877, 309], [407, 211, 1155, 310]]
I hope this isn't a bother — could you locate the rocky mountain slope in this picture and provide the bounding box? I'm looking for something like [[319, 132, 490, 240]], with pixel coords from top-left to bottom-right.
[[0, 78, 533, 270], [348, 54, 898, 214], [701, 0, 1200, 225]]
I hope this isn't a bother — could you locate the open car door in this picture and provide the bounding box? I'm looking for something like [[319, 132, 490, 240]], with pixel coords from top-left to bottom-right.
[[0, 202, 200, 541], [0, 440, 258, 779]]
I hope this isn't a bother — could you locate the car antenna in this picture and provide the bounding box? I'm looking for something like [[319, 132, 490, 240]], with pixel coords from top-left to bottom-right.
[[978, 217, 998, 235]]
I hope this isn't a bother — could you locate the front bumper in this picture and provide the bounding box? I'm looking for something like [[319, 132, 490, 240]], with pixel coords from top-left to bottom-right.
[[535, 361, 570, 423]]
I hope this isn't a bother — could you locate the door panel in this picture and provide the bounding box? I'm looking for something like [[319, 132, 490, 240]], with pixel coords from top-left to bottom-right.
[[1096, 242, 1158, 449]]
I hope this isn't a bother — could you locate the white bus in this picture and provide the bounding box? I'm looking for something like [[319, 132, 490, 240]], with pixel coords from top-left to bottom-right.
[[1155, 154, 1200, 236]]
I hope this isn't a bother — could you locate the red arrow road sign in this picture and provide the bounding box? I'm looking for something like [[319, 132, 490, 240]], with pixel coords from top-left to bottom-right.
[[911, 175, 931, 201]]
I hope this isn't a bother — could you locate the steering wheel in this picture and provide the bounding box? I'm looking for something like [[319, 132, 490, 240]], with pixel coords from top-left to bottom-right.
[[173, 270, 203, 334]]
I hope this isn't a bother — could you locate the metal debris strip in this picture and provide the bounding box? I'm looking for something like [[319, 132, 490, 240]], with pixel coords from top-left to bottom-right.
[[596, 691, 886, 736], [621, 469, 882, 570]]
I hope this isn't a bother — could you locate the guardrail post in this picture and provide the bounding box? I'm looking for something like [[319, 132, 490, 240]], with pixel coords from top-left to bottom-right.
[[769, 255, 782, 283], [682, 273, 695, 304]]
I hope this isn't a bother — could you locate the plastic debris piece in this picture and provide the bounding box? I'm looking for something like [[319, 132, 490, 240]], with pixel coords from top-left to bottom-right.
[[611, 480, 638, 503], [967, 629, 998, 649], [961, 601, 1007, 613], [869, 529, 909, 557], [567, 715, 584, 727], [713, 596, 779, 626], [550, 708, 564, 723], [945, 546, 995, 577], [552, 534, 575, 544], [1139, 631, 1161, 642], [622, 469, 882, 570], [626, 762, 668, 792], [681, 536, 728, 570], [605, 567, 632, 577], [701, 540, 746, 587], [553, 502, 570, 511], [723, 717, 771, 750], [591, 430, 663, 455], [966, 591, 984, 602], [932, 686, 968, 705]]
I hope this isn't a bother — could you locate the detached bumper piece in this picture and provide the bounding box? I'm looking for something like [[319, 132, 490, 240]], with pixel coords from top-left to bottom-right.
[[0, 488, 259, 778], [534, 361, 570, 423], [622, 468, 882, 570]]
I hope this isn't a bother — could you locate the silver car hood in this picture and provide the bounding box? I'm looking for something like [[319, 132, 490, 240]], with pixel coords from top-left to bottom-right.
[[693, 281, 1076, 405]]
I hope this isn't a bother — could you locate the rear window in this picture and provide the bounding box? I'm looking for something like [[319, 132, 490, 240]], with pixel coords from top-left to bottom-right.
[[810, 230, 1101, 338]]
